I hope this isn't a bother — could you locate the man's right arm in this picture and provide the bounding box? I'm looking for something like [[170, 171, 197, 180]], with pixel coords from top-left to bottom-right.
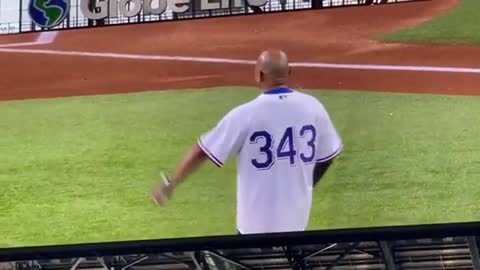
[[198, 106, 248, 168], [152, 107, 247, 205]]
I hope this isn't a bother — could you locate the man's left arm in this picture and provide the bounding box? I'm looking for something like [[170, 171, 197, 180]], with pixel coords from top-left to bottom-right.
[[313, 106, 343, 187], [313, 159, 334, 187]]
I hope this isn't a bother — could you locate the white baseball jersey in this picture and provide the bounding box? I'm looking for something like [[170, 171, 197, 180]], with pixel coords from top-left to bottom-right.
[[198, 88, 342, 234]]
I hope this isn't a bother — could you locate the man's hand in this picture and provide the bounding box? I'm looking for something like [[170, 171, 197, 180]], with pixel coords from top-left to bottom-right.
[[150, 144, 208, 207], [151, 173, 174, 206]]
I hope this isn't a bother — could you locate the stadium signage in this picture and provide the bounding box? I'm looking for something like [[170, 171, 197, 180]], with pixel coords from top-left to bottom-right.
[[80, 0, 268, 20]]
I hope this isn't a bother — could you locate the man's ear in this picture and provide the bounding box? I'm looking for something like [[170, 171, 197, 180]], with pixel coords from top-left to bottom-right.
[[288, 67, 292, 76], [259, 71, 265, 82]]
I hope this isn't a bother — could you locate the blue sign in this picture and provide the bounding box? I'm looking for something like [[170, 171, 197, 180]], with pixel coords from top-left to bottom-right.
[[29, 0, 70, 28]]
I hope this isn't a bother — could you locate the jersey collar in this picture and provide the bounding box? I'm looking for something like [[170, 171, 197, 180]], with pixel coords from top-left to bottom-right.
[[263, 87, 293, 95]]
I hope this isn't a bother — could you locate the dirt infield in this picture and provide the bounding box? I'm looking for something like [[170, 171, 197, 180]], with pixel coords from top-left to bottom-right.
[[0, 0, 479, 101]]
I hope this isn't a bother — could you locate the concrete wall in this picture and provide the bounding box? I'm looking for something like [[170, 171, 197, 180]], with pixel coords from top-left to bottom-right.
[[0, 0, 21, 34]]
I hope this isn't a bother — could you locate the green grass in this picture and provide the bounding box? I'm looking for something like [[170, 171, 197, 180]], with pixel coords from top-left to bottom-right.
[[1, 87, 480, 248], [380, 0, 480, 45]]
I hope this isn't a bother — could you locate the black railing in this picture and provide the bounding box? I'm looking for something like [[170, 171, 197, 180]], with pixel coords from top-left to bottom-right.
[[1, 221, 480, 262], [1, 221, 480, 270]]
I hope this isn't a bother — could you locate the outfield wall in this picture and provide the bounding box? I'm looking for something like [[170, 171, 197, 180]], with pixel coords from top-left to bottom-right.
[[0, 0, 417, 35]]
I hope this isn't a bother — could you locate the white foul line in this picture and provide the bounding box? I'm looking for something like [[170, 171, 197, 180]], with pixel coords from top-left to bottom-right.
[[0, 47, 255, 64], [0, 41, 42, 48], [0, 47, 479, 74], [290, 62, 480, 74], [0, 31, 58, 48]]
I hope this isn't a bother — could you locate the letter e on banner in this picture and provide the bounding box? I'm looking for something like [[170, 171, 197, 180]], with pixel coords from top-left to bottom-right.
[[169, 0, 189, 13]]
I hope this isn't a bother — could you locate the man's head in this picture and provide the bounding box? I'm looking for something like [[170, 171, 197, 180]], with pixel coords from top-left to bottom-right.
[[255, 49, 291, 90]]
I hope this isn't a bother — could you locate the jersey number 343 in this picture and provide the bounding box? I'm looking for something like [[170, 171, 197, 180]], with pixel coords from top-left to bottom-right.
[[249, 125, 316, 170]]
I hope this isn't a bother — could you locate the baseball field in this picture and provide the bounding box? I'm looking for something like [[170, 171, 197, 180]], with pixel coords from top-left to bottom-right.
[[0, 0, 479, 248]]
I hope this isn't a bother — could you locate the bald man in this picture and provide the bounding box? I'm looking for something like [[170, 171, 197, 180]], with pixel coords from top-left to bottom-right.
[[152, 49, 343, 235]]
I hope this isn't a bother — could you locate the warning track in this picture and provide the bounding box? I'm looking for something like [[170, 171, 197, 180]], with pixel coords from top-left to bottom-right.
[[0, 0, 479, 101]]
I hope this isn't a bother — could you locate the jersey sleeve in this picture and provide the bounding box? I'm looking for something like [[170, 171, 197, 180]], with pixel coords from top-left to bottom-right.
[[197, 107, 247, 168], [315, 107, 343, 163]]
